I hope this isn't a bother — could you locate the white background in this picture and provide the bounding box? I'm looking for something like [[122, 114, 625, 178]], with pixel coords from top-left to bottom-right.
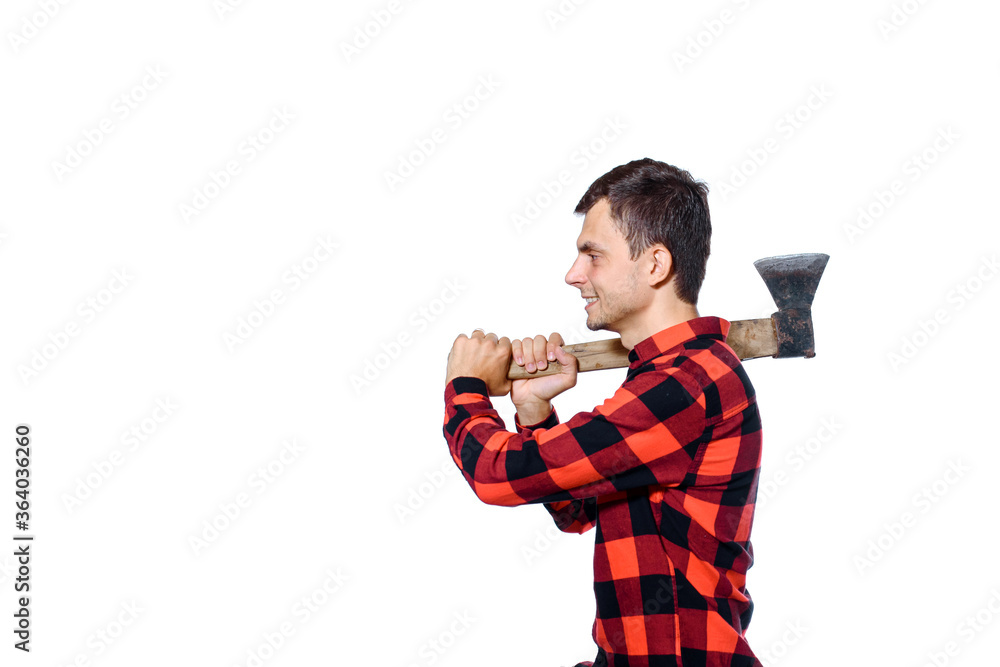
[[2, 1, 999, 665]]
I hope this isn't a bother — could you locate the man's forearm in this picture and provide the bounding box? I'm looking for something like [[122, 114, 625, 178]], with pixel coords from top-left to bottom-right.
[[515, 399, 553, 427]]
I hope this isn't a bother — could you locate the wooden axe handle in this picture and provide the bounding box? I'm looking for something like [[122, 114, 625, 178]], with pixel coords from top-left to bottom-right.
[[507, 317, 777, 380]]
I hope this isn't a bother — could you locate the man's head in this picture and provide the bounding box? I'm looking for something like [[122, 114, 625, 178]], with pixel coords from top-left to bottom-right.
[[565, 158, 711, 342]]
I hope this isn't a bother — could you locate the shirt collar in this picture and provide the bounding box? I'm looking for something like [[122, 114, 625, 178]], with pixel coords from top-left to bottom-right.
[[627, 316, 731, 368]]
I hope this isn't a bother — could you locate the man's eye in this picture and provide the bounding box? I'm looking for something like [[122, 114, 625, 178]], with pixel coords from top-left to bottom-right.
[[588, 254, 598, 261]]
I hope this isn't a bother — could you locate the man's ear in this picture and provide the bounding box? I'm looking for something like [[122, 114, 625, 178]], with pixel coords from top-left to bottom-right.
[[647, 245, 673, 287]]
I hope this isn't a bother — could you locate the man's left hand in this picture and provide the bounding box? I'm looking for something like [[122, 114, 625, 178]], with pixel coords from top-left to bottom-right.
[[445, 330, 513, 396]]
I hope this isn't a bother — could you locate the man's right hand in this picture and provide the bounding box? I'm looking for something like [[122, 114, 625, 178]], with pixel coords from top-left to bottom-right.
[[510, 333, 578, 425]]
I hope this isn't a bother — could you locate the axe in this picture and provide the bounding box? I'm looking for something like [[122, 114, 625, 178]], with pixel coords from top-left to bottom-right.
[[507, 252, 830, 380]]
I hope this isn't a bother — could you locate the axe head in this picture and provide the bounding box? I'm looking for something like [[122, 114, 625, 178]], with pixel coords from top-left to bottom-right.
[[753, 253, 830, 358]]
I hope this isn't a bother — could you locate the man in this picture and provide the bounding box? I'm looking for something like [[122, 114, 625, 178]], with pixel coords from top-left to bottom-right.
[[443, 158, 763, 667]]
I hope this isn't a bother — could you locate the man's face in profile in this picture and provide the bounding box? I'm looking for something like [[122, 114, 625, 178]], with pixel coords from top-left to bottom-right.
[[565, 198, 645, 333]]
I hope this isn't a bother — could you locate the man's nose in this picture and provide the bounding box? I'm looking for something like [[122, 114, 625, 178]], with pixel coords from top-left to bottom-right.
[[565, 256, 585, 286]]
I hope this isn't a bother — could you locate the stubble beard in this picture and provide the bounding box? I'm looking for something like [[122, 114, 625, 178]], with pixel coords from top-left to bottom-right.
[[585, 267, 641, 333]]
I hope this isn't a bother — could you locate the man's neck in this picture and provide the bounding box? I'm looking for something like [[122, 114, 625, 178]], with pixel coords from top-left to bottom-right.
[[618, 301, 701, 350]]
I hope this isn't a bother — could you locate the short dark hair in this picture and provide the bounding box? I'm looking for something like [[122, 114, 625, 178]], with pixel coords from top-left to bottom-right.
[[574, 158, 711, 305]]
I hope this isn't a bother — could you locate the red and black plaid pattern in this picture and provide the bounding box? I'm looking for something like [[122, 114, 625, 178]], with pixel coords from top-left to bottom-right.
[[443, 317, 763, 667]]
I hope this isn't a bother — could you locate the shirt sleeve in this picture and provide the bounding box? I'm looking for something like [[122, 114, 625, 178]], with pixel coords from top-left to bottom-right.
[[513, 406, 598, 534], [544, 498, 598, 534], [442, 369, 707, 507]]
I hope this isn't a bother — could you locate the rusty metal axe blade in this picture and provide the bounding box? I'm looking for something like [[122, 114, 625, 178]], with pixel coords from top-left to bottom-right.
[[753, 252, 829, 358]]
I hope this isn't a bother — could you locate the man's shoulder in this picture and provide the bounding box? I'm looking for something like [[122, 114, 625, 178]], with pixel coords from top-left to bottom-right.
[[631, 337, 757, 411], [635, 333, 744, 377]]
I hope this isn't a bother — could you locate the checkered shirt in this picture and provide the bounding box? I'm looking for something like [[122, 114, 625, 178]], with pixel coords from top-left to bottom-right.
[[443, 316, 763, 667]]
